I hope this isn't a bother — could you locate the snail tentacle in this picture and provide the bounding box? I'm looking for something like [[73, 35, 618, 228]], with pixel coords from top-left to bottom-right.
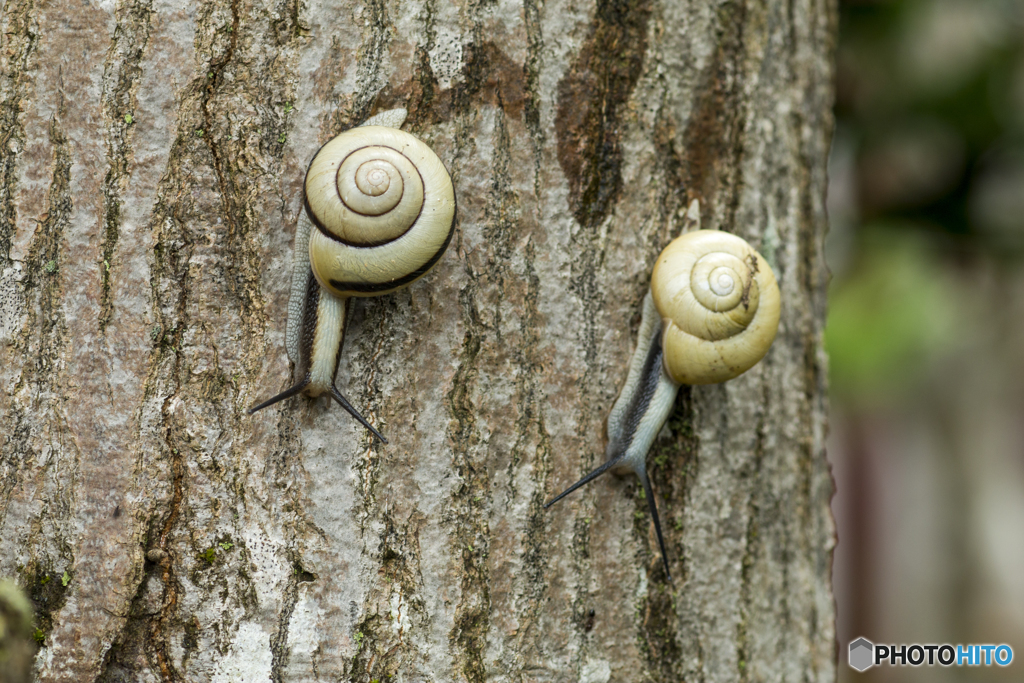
[[637, 466, 671, 582], [543, 455, 628, 509], [329, 385, 387, 444], [247, 380, 309, 415]]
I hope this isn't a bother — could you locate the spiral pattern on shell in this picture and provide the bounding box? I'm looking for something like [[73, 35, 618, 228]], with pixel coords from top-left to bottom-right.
[[304, 126, 456, 298], [650, 229, 780, 385]]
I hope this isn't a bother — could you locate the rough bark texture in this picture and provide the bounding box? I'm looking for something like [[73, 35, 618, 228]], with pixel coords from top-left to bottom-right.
[[0, 0, 836, 681]]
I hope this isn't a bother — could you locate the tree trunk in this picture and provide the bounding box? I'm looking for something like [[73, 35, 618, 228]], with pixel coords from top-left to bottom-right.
[[0, 0, 836, 681]]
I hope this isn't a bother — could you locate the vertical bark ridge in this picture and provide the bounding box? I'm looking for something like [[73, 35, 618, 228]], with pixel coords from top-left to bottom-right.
[[24, 85, 72, 397], [442, 104, 530, 683], [320, 0, 395, 134], [349, 0, 393, 124], [0, 0, 37, 264], [8, 86, 79, 655], [444, 322, 488, 681], [98, 0, 154, 330], [136, 69, 205, 682], [522, 0, 546, 200], [268, 552, 303, 682], [682, 1, 751, 232]]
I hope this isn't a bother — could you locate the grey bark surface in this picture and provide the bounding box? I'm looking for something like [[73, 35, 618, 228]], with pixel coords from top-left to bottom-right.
[[0, 0, 836, 681]]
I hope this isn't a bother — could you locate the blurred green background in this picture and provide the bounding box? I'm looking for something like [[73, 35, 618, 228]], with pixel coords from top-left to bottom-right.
[[828, 0, 1024, 680]]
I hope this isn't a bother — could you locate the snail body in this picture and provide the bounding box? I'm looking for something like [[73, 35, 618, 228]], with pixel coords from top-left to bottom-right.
[[545, 202, 780, 579], [250, 109, 456, 443]]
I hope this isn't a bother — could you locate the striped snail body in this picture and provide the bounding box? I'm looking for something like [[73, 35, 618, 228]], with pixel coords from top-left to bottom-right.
[[545, 202, 781, 579], [249, 109, 456, 442]]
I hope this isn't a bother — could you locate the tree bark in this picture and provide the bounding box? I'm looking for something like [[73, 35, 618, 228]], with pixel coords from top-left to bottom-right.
[[0, 0, 836, 681]]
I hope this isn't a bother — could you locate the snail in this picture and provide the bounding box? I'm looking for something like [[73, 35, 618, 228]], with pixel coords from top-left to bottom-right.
[[545, 201, 781, 579], [249, 108, 456, 443]]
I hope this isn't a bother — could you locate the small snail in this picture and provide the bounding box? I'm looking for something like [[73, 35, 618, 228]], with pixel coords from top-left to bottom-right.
[[546, 202, 781, 579], [249, 108, 456, 443]]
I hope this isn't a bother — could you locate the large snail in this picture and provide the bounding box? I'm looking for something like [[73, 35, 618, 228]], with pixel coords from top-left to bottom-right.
[[545, 202, 781, 579], [249, 108, 456, 443]]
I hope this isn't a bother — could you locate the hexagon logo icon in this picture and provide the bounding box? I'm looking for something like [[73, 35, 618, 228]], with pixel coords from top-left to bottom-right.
[[849, 637, 874, 672]]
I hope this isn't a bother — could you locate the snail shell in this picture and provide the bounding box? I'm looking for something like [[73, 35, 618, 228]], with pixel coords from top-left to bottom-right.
[[304, 126, 456, 299], [652, 229, 780, 384]]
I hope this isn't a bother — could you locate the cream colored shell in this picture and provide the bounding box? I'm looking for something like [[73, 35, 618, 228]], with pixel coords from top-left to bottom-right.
[[305, 125, 455, 299], [651, 229, 780, 385]]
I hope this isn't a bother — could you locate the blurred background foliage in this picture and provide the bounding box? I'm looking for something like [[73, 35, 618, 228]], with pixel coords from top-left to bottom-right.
[[828, 0, 1024, 680]]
